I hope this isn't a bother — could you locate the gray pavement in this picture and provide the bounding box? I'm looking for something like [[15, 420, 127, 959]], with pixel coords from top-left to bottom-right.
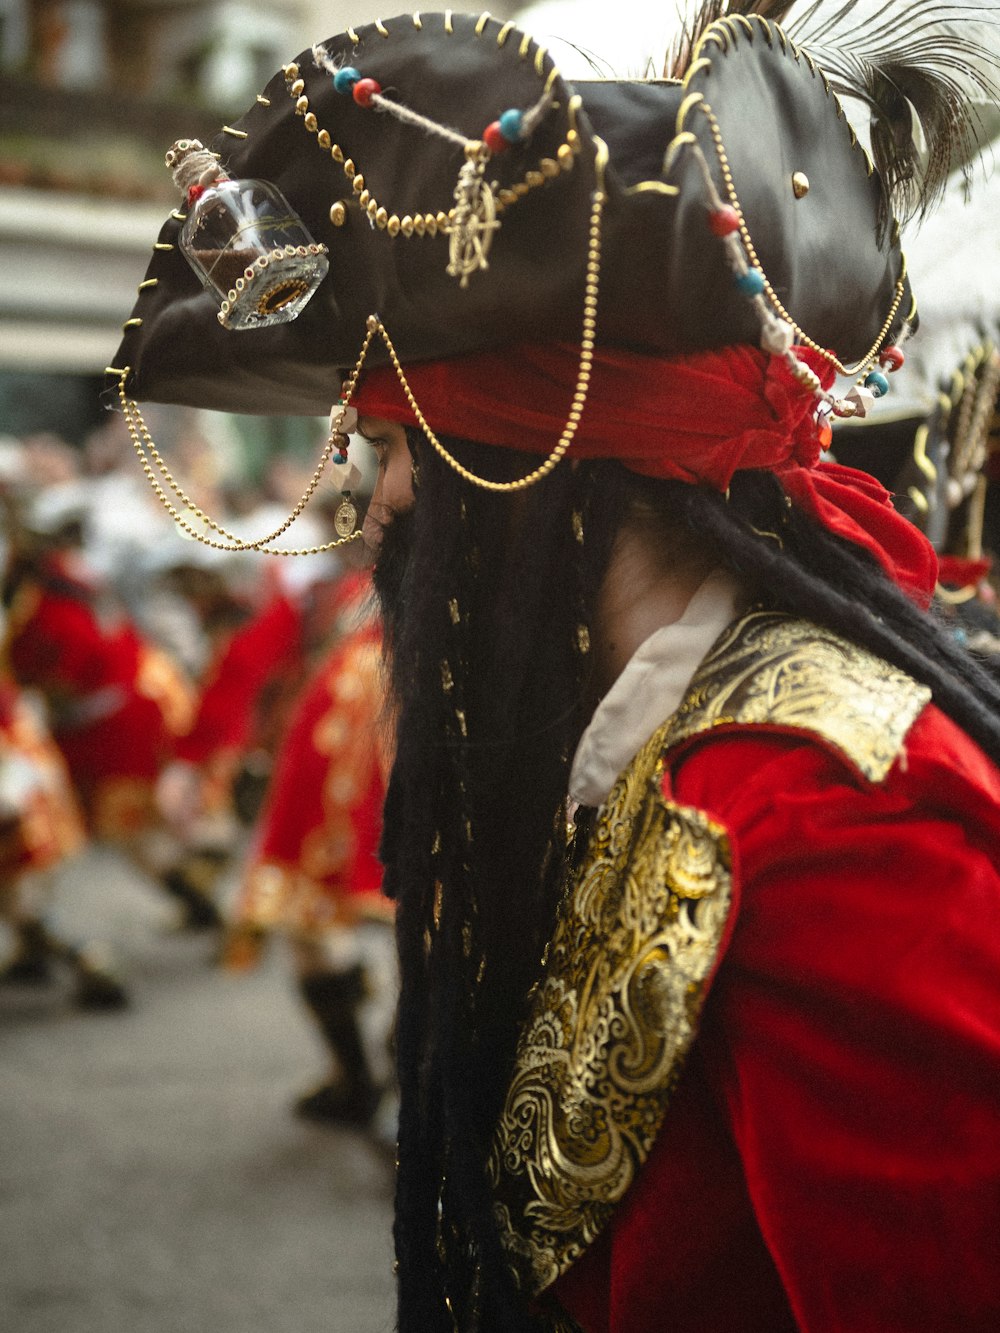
[[0, 845, 396, 1333]]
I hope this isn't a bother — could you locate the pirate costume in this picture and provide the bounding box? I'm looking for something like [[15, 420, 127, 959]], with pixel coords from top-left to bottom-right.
[[108, 5, 1000, 1328]]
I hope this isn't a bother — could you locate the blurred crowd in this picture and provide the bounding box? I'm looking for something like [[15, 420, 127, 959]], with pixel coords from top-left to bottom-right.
[[0, 411, 396, 1142]]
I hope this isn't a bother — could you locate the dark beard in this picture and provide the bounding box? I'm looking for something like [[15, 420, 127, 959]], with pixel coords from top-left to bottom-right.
[[371, 503, 416, 700]]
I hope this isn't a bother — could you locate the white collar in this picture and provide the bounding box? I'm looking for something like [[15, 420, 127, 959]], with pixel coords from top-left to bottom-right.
[[568, 569, 743, 809]]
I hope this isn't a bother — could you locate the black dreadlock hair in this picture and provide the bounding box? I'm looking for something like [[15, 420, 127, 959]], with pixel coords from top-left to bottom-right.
[[376, 433, 1000, 1333], [375, 433, 621, 1332]]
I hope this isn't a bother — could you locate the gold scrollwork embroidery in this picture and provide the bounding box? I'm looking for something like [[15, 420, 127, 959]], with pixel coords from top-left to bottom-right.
[[488, 719, 733, 1297], [661, 612, 931, 783]]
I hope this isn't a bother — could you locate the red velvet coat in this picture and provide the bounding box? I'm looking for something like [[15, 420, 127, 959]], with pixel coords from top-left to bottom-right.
[[554, 701, 1000, 1331]]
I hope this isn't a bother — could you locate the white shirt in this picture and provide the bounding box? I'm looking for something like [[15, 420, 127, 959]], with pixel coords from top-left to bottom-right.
[[568, 569, 744, 809]]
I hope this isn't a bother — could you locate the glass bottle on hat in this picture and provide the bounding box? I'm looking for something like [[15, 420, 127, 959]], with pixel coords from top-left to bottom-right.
[[166, 139, 329, 331]]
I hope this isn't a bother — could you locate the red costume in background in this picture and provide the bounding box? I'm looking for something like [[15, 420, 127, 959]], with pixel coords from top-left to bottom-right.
[[172, 586, 305, 817], [224, 572, 391, 1131], [233, 572, 388, 935], [4, 554, 193, 838]]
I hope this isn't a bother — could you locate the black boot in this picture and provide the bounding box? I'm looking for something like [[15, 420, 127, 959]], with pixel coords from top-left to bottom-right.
[[0, 920, 128, 1009], [0, 920, 55, 985], [296, 966, 380, 1127], [161, 859, 224, 930], [72, 955, 129, 1010]]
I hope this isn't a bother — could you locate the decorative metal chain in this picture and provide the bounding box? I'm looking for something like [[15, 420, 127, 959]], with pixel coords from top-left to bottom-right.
[[115, 322, 378, 555], [700, 103, 907, 378], [374, 179, 606, 493]]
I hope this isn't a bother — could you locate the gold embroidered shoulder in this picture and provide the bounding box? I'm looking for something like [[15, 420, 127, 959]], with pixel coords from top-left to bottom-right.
[[661, 610, 932, 782], [488, 613, 930, 1300]]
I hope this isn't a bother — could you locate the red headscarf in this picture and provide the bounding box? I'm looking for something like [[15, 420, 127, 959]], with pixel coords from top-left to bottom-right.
[[353, 341, 938, 607]]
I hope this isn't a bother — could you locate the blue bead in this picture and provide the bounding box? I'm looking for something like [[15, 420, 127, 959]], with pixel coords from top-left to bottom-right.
[[498, 108, 525, 143], [864, 369, 890, 398], [333, 66, 361, 94], [735, 267, 765, 296]]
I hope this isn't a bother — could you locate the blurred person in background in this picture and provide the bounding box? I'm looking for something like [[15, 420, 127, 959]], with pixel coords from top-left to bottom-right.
[[0, 477, 212, 928], [0, 439, 126, 1008], [0, 670, 127, 1008], [829, 155, 1000, 670], [154, 500, 344, 921], [224, 568, 395, 1135]]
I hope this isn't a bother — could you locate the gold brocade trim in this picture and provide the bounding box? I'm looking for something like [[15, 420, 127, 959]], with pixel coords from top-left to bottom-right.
[[89, 777, 159, 841], [135, 646, 196, 737], [661, 612, 931, 783], [488, 720, 733, 1297]]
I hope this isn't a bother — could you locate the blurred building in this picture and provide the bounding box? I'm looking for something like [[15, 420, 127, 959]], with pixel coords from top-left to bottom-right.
[[1, 0, 303, 437], [0, 1, 519, 442]]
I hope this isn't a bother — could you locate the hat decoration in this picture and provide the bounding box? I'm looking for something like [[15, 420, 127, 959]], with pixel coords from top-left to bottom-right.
[[106, 4, 996, 552], [310, 39, 559, 290], [164, 138, 329, 332]]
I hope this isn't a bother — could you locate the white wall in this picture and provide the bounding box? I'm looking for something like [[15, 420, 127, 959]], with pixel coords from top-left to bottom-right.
[[0, 188, 166, 373]]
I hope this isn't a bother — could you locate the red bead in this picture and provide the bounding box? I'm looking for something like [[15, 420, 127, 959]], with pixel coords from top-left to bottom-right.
[[483, 121, 507, 154], [817, 419, 833, 450], [707, 206, 740, 236], [352, 78, 381, 108], [879, 345, 905, 372], [186, 184, 205, 205]]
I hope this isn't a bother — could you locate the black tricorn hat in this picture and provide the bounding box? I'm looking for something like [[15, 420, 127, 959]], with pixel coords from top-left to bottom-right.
[[110, 7, 927, 417]]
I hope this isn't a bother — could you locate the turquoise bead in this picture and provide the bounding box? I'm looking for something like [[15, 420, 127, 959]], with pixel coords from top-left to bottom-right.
[[864, 369, 890, 398], [333, 66, 361, 94], [735, 268, 765, 296], [498, 108, 525, 143]]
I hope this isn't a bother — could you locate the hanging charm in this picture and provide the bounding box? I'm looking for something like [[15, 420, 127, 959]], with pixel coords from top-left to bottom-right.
[[334, 494, 359, 537], [328, 398, 362, 538], [447, 155, 500, 288]]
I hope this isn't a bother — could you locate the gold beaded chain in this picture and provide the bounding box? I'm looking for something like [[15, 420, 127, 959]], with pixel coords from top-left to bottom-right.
[[700, 102, 907, 378], [113, 322, 377, 555], [284, 54, 579, 239], [374, 168, 607, 493]]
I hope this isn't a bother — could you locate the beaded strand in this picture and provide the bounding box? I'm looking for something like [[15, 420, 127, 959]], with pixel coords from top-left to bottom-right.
[[112, 324, 378, 555], [689, 120, 907, 429], [313, 43, 554, 156]]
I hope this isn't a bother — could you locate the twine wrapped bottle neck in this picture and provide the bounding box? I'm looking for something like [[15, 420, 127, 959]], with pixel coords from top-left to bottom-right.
[[164, 139, 228, 204]]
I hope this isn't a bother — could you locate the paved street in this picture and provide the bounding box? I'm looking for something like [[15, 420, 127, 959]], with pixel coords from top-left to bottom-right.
[[0, 844, 396, 1333]]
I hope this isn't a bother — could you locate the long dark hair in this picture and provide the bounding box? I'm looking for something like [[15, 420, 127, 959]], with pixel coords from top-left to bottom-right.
[[377, 432, 1000, 1332]]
